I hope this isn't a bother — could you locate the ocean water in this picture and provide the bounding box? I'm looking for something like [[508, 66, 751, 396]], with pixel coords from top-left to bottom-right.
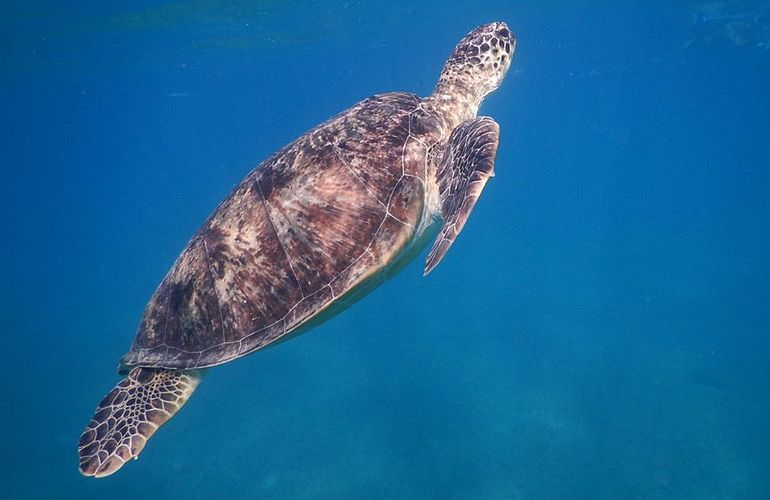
[[3, 1, 770, 498]]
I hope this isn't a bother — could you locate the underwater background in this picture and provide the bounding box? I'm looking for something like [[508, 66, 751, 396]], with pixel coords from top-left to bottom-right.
[[3, 0, 770, 498]]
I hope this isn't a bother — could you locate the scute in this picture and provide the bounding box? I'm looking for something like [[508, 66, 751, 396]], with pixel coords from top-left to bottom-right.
[[120, 92, 441, 371], [256, 137, 386, 294]]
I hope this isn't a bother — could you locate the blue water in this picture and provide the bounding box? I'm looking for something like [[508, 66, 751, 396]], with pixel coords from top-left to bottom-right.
[[3, 1, 770, 498]]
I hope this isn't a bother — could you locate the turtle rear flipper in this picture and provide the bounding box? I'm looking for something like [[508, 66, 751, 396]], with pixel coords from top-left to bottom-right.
[[424, 116, 500, 275], [78, 367, 201, 477]]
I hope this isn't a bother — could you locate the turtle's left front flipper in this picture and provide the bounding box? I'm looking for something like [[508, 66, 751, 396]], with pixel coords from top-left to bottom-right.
[[424, 116, 500, 275]]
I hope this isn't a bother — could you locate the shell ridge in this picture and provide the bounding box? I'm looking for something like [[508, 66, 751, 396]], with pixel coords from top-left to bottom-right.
[[254, 175, 306, 299]]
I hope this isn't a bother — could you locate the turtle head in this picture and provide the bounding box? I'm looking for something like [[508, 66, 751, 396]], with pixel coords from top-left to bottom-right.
[[432, 22, 515, 124]]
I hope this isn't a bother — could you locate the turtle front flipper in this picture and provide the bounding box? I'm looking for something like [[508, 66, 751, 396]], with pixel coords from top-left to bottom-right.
[[78, 367, 201, 477], [424, 116, 500, 275]]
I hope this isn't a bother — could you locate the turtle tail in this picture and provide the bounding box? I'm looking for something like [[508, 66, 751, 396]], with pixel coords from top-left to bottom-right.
[[77, 367, 201, 478]]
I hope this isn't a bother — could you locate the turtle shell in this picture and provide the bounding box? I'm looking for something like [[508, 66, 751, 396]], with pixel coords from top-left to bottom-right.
[[119, 92, 444, 371]]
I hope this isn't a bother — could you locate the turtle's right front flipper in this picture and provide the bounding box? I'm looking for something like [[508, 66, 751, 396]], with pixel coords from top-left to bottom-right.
[[424, 116, 500, 275], [78, 367, 200, 478]]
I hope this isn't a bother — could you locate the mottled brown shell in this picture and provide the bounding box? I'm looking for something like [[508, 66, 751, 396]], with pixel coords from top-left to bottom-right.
[[120, 93, 444, 371]]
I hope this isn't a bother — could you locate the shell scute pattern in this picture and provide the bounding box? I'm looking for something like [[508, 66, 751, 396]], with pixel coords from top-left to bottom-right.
[[120, 92, 442, 370]]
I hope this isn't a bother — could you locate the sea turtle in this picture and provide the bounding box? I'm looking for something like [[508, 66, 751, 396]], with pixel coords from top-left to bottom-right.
[[78, 21, 515, 477]]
